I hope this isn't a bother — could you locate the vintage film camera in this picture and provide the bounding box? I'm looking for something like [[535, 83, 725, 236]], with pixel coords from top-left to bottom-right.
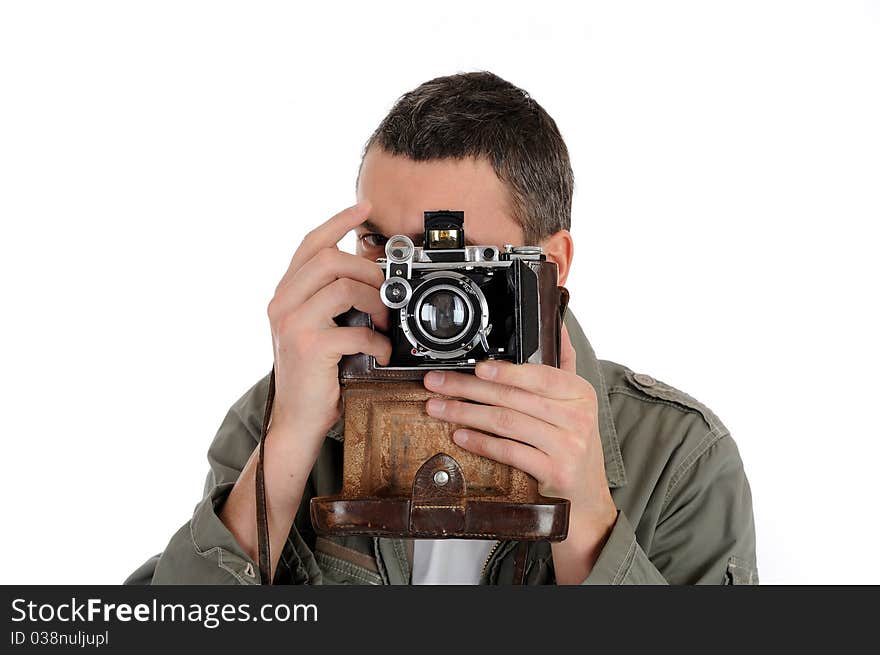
[[310, 211, 571, 541]]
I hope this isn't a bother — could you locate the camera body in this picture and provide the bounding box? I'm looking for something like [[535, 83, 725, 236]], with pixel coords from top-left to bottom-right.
[[314, 211, 570, 542], [340, 210, 564, 376]]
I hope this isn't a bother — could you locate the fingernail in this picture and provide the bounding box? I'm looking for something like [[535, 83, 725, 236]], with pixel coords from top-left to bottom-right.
[[453, 429, 469, 445], [425, 371, 445, 386], [427, 398, 446, 414], [477, 361, 499, 379]]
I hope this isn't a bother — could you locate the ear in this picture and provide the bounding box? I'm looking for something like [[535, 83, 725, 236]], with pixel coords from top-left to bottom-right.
[[541, 229, 574, 287]]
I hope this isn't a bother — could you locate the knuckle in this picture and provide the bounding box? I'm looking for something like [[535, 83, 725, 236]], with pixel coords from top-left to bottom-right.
[[497, 440, 516, 464], [468, 434, 488, 457], [302, 227, 319, 244], [495, 408, 516, 432], [277, 314, 296, 337], [267, 297, 280, 322], [446, 400, 466, 421], [332, 276, 354, 297], [567, 431, 588, 455], [315, 246, 338, 267], [495, 383, 519, 405]]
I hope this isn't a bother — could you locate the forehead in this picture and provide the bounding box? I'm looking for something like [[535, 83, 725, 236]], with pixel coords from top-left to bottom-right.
[[356, 148, 521, 241]]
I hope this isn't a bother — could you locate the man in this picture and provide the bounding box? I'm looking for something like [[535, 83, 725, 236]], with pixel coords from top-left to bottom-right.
[[126, 72, 757, 585]]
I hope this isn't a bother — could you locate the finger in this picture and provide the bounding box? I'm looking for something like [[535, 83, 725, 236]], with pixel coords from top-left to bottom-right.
[[425, 397, 559, 454], [279, 202, 372, 287], [271, 250, 385, 322], [423, 370, 567, 428], [298, 277, 390, 330], [474, 360, 589, 400], [451, 428, 552, 484], [316, 326, 392, 366], [560, 323, 576, 374]]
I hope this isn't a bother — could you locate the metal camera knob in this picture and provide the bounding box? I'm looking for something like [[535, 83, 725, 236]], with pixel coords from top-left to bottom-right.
[[380, 277, 412, 309], [510, 245, 543, 255], [385, 235, 415, 263]]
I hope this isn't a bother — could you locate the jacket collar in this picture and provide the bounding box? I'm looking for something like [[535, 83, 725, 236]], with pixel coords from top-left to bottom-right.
[[565, 309, 627, 488]]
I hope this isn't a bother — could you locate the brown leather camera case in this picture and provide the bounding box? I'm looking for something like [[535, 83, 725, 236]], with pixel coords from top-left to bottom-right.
[[309, 276, 571, 542]]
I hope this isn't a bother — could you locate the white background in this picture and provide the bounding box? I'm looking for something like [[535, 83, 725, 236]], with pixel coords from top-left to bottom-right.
[[1, 1, 878, 584]]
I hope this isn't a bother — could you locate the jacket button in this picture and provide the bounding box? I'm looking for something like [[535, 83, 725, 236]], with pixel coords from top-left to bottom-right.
[[633, 373, 657, 387]]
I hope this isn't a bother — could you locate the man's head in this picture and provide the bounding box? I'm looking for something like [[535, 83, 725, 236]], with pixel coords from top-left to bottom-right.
[[355, 71, 575, 285]]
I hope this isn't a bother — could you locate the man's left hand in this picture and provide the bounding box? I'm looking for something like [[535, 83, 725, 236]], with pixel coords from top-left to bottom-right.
[[423, 325, 619, 584]]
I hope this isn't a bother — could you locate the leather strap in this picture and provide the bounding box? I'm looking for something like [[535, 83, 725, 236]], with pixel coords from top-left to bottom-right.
[[312, 495, 569, 540], [558, 286, 570, 321], [255, 367, 276, 585], [409, 453, 467, 535]]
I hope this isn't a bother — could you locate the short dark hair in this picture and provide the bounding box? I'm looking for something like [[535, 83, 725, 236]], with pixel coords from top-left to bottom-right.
[[362, 71, 573, 243]]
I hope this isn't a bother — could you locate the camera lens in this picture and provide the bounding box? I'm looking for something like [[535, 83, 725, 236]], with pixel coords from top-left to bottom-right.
[[401, 272, 489, 359], [418, 289, 470, 341]]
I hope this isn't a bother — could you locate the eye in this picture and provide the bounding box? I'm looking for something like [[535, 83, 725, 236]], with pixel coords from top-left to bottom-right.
[[359, 233, 389, 249]]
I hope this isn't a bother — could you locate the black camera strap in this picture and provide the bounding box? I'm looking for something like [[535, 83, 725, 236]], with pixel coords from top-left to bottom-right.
[[255, 367, 275, 585]]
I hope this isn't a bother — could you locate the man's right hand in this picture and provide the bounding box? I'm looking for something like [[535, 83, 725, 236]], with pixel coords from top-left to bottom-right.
[[266, 201, 390, 463], [219, 202, 390, 580]]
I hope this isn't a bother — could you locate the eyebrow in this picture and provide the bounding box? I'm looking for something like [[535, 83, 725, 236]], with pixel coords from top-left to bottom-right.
[[360, 219, 388, 235], [359, 218, 425, 246], [359, 218, 479, 247]]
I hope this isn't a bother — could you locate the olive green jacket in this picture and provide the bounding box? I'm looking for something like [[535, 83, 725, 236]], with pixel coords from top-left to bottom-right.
[[126, 311, 757, 585]]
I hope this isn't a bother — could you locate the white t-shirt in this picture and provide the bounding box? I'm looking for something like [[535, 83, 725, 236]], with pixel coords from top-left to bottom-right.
[[411, 539, 499, 585]]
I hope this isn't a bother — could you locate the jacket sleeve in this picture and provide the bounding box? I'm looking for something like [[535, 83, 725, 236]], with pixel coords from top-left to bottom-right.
[[582, 433, 758, 585], [124, 373, 323, 585]]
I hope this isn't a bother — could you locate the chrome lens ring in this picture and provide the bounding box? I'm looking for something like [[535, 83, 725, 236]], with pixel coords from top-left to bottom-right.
[[400, 271, 490, 360], [412, 284, 474, 344]]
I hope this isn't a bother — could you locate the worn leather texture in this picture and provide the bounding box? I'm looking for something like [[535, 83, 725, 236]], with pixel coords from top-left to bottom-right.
[[310, 380, 570, 540]]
